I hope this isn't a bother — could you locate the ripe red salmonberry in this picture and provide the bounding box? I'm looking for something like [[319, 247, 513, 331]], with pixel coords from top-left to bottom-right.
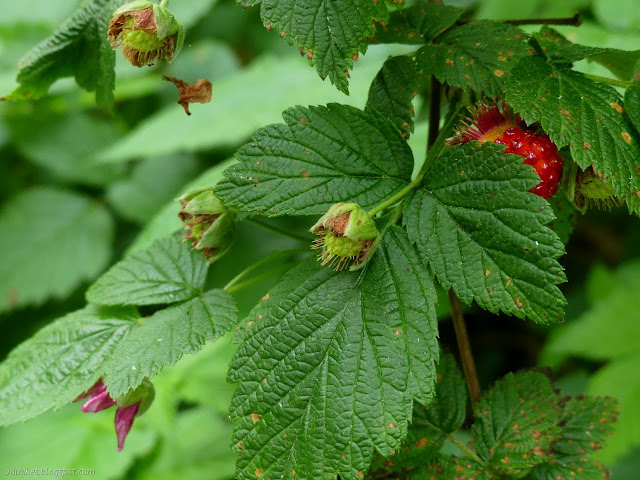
[[451, 101, 563, 199]]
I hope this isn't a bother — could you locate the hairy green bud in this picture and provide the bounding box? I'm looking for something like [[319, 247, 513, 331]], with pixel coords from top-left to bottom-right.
[[108, 0, 184, 67], [310, 203, 379, 271], [178, 187, 236, 263]]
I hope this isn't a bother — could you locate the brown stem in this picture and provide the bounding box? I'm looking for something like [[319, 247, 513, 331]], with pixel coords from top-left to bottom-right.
[[504, 12, 582, 26], [427, 77, 441, 149], [448, 289, 482, 404]]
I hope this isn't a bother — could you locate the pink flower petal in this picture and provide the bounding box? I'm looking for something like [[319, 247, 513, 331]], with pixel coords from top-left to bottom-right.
[[115, 403, 140, 452]]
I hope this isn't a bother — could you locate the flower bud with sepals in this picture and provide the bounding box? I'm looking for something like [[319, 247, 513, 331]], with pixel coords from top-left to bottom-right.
[[108, 0, 184, 67], [310, 203, 379, 271], [178, 187, 236, 263]]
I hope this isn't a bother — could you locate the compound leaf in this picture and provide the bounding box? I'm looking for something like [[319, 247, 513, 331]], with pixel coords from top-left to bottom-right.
[[105, 289, 237, 398], [228, 227, 439, 480], [505, 55, 640, 214], [216, 104, 413, 216], [87, 234, 208, 306], [0, 305, 138, 426], [472, 371, 562, 470], [404, 143, 566, 324], [416, 21, 529, 96]]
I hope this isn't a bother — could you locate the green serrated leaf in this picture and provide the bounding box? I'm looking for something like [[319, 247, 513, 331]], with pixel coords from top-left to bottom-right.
[[625, 85, 640, 132], [4, 0, 120, 107], [414, 455, 490, 480], [419, 354, 467, 434], [472, 371, 562, 470], [0, 187, 113, 313], [105, 289, 237, 398], [216, 104, 413, 216], [366, 56, 419, 137], [525, 456, 609, 480], [257, 0, 388, 93], [404, 143, 566, 324], [87, 234, 208, 306], [555, 396, 618, 456], [369, 353, 467, 476], [505, 55, 640, 214], [0, 305, 138, 426], [229, 227, 439, 480], [416, 21, 529, 96], [372, 4, 463, 45], [534, 27, 640, 81]]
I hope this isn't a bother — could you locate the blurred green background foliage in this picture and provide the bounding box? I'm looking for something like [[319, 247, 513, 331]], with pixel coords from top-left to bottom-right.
[[1, 0, 640, 478]]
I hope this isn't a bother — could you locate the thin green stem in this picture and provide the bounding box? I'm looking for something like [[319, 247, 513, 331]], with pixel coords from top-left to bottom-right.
[[583, 73, 633, 89], [223, 248, 310, 293], [367, 103, 466, 217], [414, 418, 483, 464], [160, 0, 169, 7], [245, 217, 310, 243], [225, 269, 282, 294]]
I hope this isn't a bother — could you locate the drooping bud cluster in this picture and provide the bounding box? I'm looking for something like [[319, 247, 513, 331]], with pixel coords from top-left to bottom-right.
[[74, 378, 155, 452], [178, 187, 235, 263], [451, 100, 563, 199], [108, 0, 184, 67], [310, 203, 379, 271]]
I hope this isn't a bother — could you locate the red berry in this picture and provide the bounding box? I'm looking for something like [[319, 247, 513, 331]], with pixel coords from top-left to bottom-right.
[[494, 127, 563, 199], [452, 102, 563, 199]]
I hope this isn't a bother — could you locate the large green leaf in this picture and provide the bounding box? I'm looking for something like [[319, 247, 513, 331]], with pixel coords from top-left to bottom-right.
[[0, 187, 113, 313], [0, 305, 138, 426], [253, 0, 388, 93], [472, 371, 562, 470], [3, 0, 121, 107], [228, 227, 439, 479], [505, 55, 640, 214], [366, 56, 419, 137], [87, 234, 208, 306], [216, 104, 413, 216], [416, 21, 529, 96], [404, 143, 566, 324], [105, 289, 237, 398]]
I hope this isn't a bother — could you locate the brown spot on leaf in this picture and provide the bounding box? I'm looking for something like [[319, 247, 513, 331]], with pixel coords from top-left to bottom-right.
[[445, 59, 455, 67], [416, 437, 428, 448], [265, 24, 272, 31], [584, 142, 591, 150], [389, 422, 398, 429], [251, 412, 261, 424], [610, 102, 625, 113], [494, 69, 506, 77], [162, 76, 212, 116], [301, 171, 309, 178], [622, 132, 632, 144], [506, 278, 512, 287], [514, 297, 523, 308], [484, 270, 490, 276], [254, 469, 263, 477], [261, 294, 270, 301]]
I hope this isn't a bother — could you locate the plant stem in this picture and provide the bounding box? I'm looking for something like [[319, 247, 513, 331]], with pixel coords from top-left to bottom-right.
[[225, 269, 283, 294], [245, 217, 310, 243], [583, 73, 633, 89], [160, 0, 169, 7], [448, 289, 482, 404], [428, 77, 442, 149], [223, 248, 310, 293], [503, 12, 582, 26], [366, 102, 465, 217], [414, 417, 483, 464]]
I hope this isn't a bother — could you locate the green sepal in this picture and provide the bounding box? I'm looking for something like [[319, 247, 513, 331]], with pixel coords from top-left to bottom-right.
[[115, 377, 155, 415]]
